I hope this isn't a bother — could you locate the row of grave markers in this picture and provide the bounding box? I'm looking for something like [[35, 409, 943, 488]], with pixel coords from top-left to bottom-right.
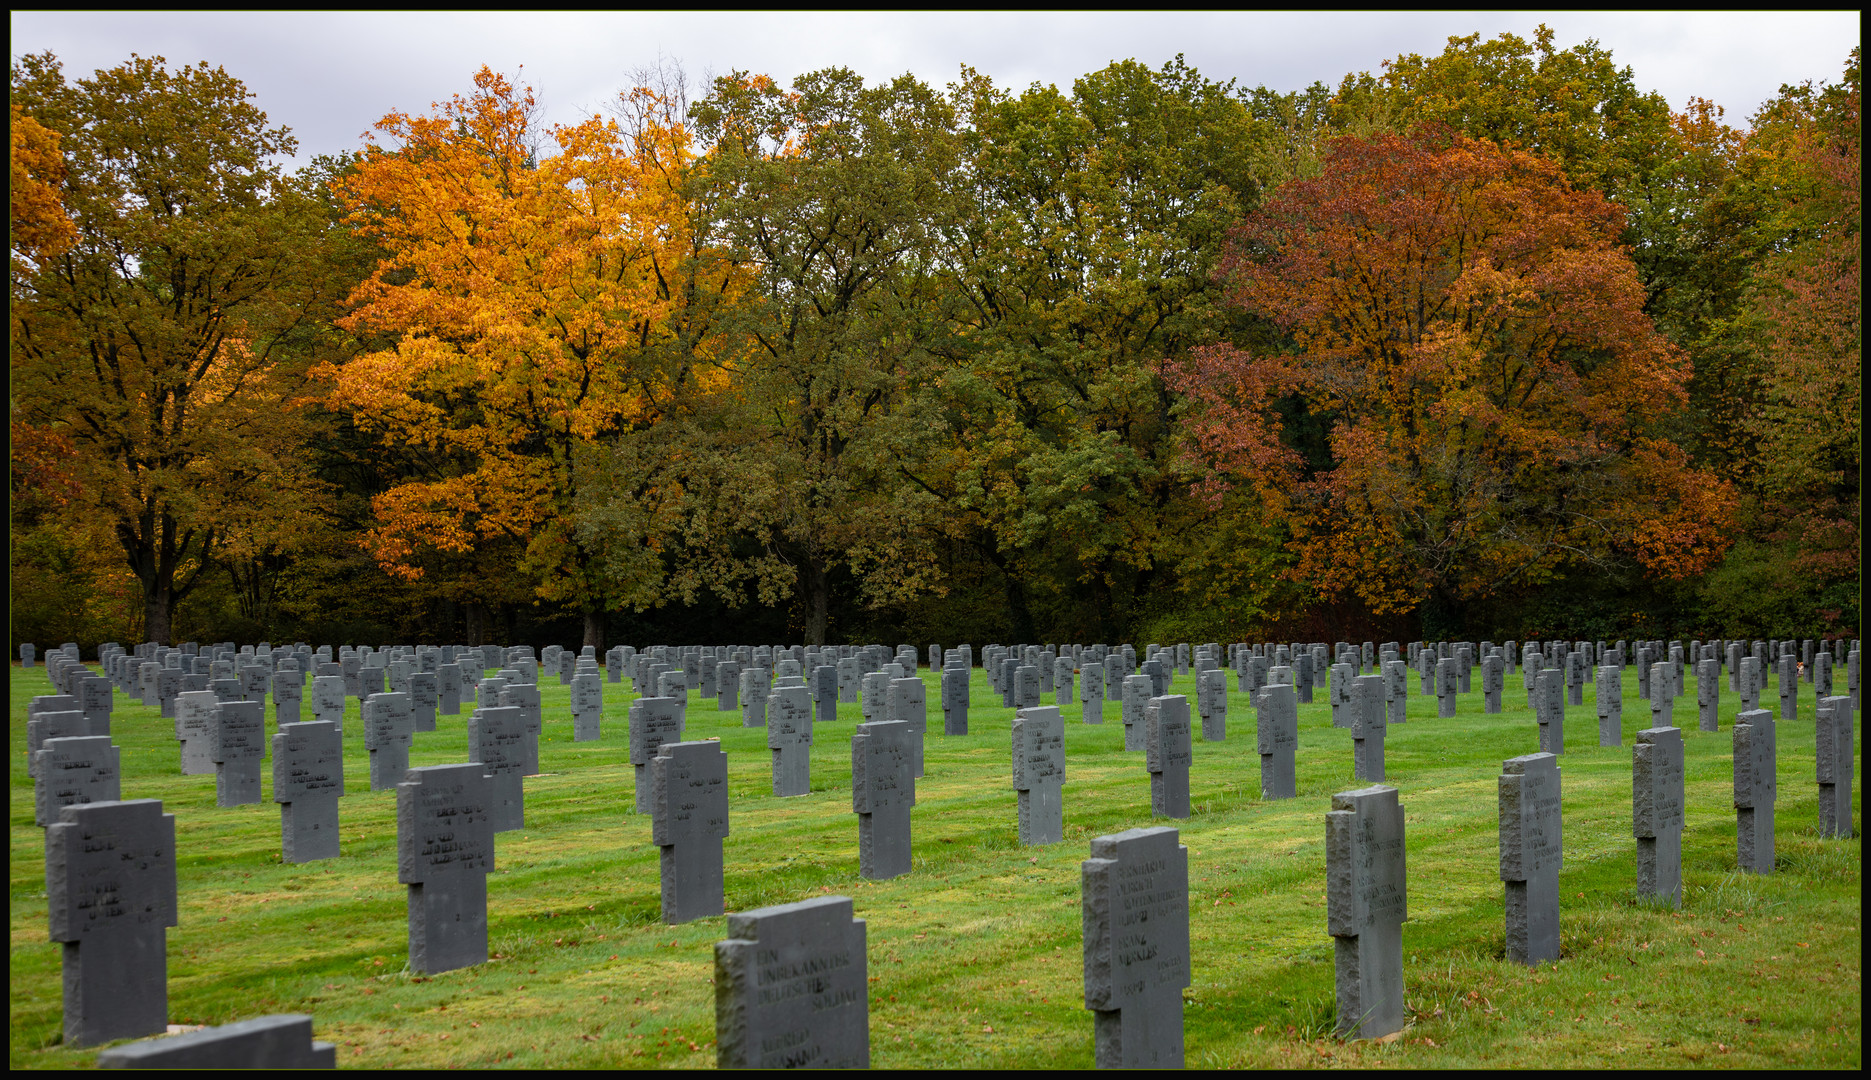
[[23, 635, 1859, 1063]]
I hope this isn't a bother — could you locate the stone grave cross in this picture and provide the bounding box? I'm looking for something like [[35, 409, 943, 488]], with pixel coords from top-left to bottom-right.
[[650, 740, 730, 924], [397, 763, 495, 974], [1327, 785, 1406, 1040], [1081, 825, 1189, 1067], [1012, 705, 1065, 845], [714, 896, 869, 1067], [852, 720, 915, 880], [46, 799, 178, 1046], [1499, 752, 1560, 965], [272, 720, 343, 862]]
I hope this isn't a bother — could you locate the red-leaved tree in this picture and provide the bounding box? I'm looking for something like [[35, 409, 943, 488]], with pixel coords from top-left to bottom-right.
[[1170, 130, 1734, 620]]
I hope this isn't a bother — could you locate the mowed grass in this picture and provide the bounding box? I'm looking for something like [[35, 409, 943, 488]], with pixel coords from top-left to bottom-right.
[[8, 658, 1861, 1069]]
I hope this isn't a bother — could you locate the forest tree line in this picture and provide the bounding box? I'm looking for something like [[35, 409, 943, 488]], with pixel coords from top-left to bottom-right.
[[9, 29, 1861, 650]]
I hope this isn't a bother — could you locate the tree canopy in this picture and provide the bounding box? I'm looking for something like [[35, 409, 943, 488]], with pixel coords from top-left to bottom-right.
[[10, 38, 1860, 647]]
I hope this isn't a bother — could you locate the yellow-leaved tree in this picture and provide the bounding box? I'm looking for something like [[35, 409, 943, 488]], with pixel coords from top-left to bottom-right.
[[327, 68, 721, 647]]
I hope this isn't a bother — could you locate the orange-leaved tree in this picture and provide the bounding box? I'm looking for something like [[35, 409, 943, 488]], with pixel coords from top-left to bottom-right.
[[1170, 129, 1734, 626], [326, 68, 714, 647]]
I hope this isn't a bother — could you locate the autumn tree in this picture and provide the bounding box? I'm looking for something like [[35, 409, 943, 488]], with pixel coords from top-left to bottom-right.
[[918, 57, 1273, 641], [1171, 130, 1734, 632], [327, 68, 709, 650], [682, 68, 964, 644], [1695, 51, 1861, 636], [10, 104, 76, 266], [11, 53, 342, 644]]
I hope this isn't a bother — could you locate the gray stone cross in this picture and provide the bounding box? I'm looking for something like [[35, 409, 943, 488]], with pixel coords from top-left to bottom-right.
[[1499, 752, 1560, 965], [1082, 826, 1189, 1067]]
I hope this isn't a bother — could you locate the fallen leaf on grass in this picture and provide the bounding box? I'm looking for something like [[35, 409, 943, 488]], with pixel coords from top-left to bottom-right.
[[1374, 1030, 1404, 1044]]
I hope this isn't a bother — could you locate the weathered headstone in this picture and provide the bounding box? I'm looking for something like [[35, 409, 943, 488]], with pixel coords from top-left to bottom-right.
[[1737, 655, 1761, 711], [1633, 726, 1684, 906], [1435, 658, 1458, 718], [812, 665, 838, 725], [1012, 706, 1065, 845], [78, 675, 114, 737], [1326, 785, 1406, 1040], [1353, 674, 1386, 782], [209, 700, 267, 807], [1596, 665, 1623, 746], [852, 720, 915, 880], [398, 763, 495, 974], [651, 740, 729, 924], [26, 701, 85, 781], [861, 671, 890, 723], [1080, 661, 1104, 725], [273, 669, 304, 727], [768, 684, 814, 797], [310, 675, 346, 732], [941, 665, 970, 736], [1381, 659, 1407, 726], [887, 677, 927, 778], [1733, 708, 1775, 873], [1081, 826, 1189, 1068], [46, 799, 178, 1046], [1329, 662, 1355, 728], [1649, 663, 1675, 727], [1695, 658, 1719, 732], [740, 666, 770, 728], [629, 697, 685, 814], [154, 668, 182, 719], [240, 663, 272, 705], [93, 1013, 336, 1069], [363, 691, 414, 791], [1816, 695, 1854, 838], [468, 705, 527, 833], [1195, 668, 1227, 742], [1256, 681, 1298, 800], [498, 682, 542, 775], [1120, 674, 1152, 753], [408, 671, 437, 733], [1015, 663, 1043, 709], [1145, 695, 1193, 819], [716, 660, 742, 712], [272, 721, 343, 862], [571, 673, 603, 741], [1535, 669, 1564, 755], [714, 896, 869, 1068], [1499, 752, 1560, 966], [33, 736, 121, 828], [1481, 655, 1504, 714], [173, 690, 219, 775]]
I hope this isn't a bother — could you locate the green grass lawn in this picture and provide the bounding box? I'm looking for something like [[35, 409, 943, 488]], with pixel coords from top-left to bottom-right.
[[9, 658, 1861, 1068]]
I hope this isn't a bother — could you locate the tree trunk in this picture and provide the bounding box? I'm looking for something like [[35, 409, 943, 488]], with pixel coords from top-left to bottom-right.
[[583, 608, 605, 653], [143, 588, 173, 647], [464, 602, 485, 646], [803, 556, 830, 646]]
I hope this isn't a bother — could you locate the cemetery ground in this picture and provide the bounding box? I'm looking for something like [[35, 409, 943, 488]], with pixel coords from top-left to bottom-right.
[[9, 662, 1860, 1069]]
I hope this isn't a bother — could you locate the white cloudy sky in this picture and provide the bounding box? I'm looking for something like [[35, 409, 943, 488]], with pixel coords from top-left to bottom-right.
[[11, 11, 1861, 165]]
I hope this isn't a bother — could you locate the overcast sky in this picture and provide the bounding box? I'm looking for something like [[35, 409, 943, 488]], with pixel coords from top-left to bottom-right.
[[11, 11, 1861, 166]]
